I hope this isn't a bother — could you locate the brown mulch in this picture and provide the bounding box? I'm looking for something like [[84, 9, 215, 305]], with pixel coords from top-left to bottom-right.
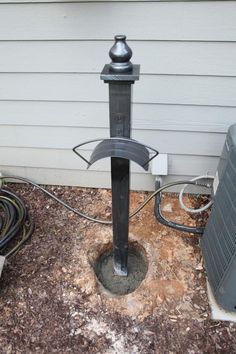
[[0, 184, 236, 354]]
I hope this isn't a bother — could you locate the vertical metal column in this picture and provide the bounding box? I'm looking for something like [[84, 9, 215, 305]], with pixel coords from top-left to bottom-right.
[[101, 35, 140, 276]]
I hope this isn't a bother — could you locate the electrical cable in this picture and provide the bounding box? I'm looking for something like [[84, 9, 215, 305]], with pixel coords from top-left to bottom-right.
[[179, 175, 214, 213], [0, 175, 213, 258], [154, 180, 210, 234], [0, 175, 211, 226], [0, 176, 110, 225]]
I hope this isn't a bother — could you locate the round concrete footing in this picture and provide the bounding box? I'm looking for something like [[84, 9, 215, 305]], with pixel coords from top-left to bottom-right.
[[73, 227, 186, 320], [94, 245, 148, 295]]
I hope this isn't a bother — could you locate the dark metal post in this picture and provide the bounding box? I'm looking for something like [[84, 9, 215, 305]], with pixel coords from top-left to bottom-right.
[[101, 35, 140, 276]]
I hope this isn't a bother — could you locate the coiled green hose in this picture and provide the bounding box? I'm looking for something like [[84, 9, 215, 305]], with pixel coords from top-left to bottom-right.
[[0, 189, 34, 259]]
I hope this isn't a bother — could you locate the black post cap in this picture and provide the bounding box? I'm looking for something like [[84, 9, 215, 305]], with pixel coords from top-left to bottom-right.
[[109, 35, 133, 73]]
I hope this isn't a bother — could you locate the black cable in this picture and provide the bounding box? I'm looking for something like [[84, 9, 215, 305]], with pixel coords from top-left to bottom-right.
[[0, 176, 210, 225], [154, 180, 208, 234], [0, 175, 212, 260], [0, 189, 34, 259]]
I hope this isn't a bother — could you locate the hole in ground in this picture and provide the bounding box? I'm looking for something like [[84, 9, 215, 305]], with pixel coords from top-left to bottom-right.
[[94, 242, 148, 295]]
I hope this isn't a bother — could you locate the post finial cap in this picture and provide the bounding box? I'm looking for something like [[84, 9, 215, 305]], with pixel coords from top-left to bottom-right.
[[109, 35, 133, 73]]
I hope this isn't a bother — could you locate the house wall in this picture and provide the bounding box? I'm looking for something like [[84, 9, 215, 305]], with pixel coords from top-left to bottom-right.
[[0, 0, 236, 190]]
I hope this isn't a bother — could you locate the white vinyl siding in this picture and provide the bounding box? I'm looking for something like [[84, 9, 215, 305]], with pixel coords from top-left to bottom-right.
[[0, 1, 235, 190]]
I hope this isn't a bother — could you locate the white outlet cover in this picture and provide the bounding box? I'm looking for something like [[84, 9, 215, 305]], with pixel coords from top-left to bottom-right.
[[151, 153, 168, 176]]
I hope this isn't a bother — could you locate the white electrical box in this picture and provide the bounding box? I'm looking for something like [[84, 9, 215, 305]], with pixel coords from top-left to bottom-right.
[[151, 153, 168, 176]]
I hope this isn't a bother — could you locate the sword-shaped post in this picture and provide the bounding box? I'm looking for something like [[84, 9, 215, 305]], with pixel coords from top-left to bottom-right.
[[101, 35, 140, 276]]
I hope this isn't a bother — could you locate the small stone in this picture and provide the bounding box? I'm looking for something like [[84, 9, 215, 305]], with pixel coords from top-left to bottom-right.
[[74, 328, 82, 335], [71, 311, 78, 317], [197, 318, 204, 322], [132, 327, 139, 333], [162, 203, 173, 212], [193, 304, 200, 309], [195, 263, 203, 270]]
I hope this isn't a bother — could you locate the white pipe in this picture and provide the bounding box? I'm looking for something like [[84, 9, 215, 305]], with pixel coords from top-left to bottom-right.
[[179, 175, 215, 213]]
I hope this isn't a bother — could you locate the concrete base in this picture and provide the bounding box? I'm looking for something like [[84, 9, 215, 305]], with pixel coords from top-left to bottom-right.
[[207, 281, 236, 322]]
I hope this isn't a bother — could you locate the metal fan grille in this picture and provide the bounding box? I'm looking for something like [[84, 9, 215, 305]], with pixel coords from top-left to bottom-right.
[[201, 148, 236, 293]]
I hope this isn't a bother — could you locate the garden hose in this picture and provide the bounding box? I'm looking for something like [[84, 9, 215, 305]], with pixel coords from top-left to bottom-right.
[[179, 175, 214, 213], [0, 189, 34, 259], [0, 175, 213, 259], [0, 176, 211, 224], [155, 180, 205, 234]]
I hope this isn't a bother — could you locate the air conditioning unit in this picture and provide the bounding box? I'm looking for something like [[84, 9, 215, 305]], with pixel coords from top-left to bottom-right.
[[201, 123, 236, 312]]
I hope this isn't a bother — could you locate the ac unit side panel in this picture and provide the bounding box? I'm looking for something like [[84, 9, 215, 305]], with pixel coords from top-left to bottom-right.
[[214, 257, 236, 312], [218, 125, 236, 183], [201, 137, 236, 312]]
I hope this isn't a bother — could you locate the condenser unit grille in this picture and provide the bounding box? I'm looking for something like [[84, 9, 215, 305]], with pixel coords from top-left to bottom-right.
[[202, 153, 236, 290], [201, 125, 236, 311]]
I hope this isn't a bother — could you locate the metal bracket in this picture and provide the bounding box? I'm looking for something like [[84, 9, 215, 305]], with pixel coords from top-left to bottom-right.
[[73, 137, 158, 171]]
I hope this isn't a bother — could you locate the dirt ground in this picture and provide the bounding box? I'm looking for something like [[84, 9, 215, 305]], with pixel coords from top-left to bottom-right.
[[0, 184, 236, 354]]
